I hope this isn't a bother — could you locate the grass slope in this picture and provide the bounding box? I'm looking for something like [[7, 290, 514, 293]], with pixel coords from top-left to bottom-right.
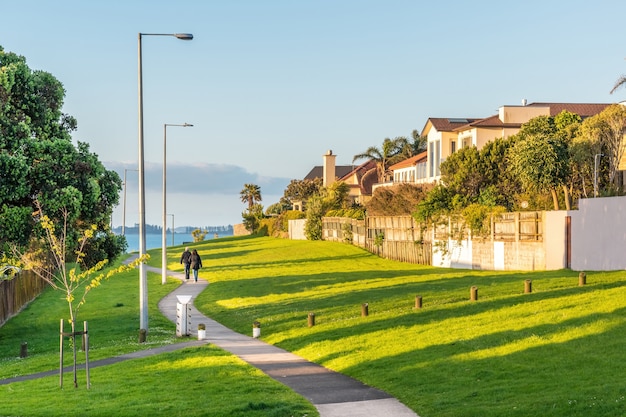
[[182, 235, 626, 417]]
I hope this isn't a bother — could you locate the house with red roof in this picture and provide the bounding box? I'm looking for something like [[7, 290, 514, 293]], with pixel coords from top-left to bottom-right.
[[418, 101, 612, 184]]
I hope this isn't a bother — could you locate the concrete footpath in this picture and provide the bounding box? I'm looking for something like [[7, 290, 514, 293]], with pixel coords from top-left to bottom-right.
[[1, 263, 419, 417], [156, 266, 418, 417]]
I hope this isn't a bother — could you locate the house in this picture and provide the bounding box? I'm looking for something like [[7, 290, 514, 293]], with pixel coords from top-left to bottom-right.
[[422, 117, 478, 181], [422, 101, 612, 183], [297, 150, 377, 210]]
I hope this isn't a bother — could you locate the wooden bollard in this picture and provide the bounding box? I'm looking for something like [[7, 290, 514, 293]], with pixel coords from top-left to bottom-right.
[[415, 295, 423, 309], [139, 329, 147, 343], [524, 279, 532, 294], [308, 312, 315, 327], [20, 342, 27, 358], [470, 286, 478, 301], [361, 303, 369, 317], [579, 272, 586, 286]]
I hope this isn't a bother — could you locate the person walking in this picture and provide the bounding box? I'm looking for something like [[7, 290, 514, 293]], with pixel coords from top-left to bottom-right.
[[180, 247, 192, 280], [190, 249, 203, 282]]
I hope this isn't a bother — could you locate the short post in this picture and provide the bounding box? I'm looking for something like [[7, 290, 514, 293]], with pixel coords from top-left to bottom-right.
[[84, 321, 90, 389], [524, 279, 532, 294], [308, 312, 315, 327], [470, 286, 478, 301], [252, 321, 261, 338], [198, 323, 206, 340], [415, 295, 423, 309], [361, 303, 369, 317], [20, 342, 27, 358], [139, 329, 147, 343], [578, 271, 586, 286]]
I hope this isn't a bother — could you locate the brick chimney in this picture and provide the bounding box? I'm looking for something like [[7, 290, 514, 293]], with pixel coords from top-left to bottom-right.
[[323, 150, 336, 187]]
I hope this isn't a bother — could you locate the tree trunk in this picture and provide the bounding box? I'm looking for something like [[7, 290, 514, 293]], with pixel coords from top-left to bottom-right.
[[550, 188, 560, 210], [562, 185, 571, 210]]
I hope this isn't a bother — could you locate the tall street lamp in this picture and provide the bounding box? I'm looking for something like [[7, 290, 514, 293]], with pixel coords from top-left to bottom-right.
[[162, 123, 193, 285], [138, 32, 193, 334], [122, 168, 138, 236]]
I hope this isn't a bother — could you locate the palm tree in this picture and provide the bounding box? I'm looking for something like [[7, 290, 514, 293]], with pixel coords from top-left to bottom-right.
[[610, 75, 626, 94], [240, 183, 262, 210], [353, 137, 409, 183]]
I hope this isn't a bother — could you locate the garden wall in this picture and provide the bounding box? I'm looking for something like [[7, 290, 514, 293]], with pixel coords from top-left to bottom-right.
[[290, 196, 626, 271]]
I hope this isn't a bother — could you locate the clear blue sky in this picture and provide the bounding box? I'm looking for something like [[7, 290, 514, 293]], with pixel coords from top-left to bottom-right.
[[2, 0, 626, 227]]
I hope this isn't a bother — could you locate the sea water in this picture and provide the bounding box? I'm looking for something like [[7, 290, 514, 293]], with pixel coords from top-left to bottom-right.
[[121, 232, 232, 253]]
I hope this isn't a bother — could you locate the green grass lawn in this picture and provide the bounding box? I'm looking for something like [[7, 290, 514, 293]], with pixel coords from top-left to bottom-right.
[[184, 235, 626, 417], [0, 254, 317, 417], [2, 235, 626, 417]]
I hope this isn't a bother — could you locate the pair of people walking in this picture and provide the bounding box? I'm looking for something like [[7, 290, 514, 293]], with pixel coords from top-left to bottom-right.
[[180, 247, 203, 282]]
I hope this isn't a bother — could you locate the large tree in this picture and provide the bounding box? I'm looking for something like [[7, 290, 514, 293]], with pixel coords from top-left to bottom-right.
[[508, 116, 572, 210], [0, 46, 124, 263]]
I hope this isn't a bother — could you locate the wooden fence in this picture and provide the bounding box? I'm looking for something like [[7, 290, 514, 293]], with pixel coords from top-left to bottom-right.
[[320, 212, 544, 267], [365, 216, 432, 264], [0, 270, 47, 327], [321, 216, 432, 265]]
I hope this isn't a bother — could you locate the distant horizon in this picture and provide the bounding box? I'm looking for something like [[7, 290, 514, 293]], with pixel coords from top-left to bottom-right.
[[112, 224, 234, 234]]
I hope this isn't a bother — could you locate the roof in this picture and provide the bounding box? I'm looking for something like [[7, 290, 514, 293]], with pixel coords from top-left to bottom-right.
[[453, 102, 613, 132], [421, 117, 479, 136], [389, 151, 428, 171], [453, 114, 520, 131], [303, 165, 355, 181], [338, 159, 377, 182], [525, 102, 612, 117]]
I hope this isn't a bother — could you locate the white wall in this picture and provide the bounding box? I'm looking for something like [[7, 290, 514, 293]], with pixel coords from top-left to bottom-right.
[[570, 196, 626, 271], [288, 219, 307, 240], [544, 211, 569, 270]]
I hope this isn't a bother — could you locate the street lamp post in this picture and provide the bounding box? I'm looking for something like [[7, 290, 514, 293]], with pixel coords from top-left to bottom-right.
[[594, 153, 604, 198], [122, 168, 138, 236], [138, 32, 193, 334], [162, 123, 192, 285]]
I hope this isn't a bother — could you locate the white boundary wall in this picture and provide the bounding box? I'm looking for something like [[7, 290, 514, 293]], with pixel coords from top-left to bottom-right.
[[288, 219, 307, 240], [570, 196, 626, 271]]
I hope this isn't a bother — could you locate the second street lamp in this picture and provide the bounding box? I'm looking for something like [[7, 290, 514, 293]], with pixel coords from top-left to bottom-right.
[[162, 123, 193, 285]]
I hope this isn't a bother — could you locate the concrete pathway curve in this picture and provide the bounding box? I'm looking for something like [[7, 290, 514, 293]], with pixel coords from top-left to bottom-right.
[[155, 265, 419, 417]]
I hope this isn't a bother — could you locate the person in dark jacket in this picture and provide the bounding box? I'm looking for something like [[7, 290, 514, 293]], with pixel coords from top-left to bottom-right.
[[190, 249, 203, 282], [180, 247, 192, 280]]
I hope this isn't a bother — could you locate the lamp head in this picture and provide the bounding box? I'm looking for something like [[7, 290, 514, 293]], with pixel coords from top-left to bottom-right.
[[175, 33, 194, 40]]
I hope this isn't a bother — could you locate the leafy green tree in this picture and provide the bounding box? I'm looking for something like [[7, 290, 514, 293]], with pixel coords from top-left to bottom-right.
[[304, 194, 325, 240], [0, 46, 123, 263], [242, 203, 264, 233], [353, 137, 410, 183], [240, 183, 262, 210], [440, 146, 483, 205], [281, 178, 322, 209], [509, 134, 571, 210]]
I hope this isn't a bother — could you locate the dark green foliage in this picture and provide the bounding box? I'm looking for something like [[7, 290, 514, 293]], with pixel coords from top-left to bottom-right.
[[0, 45, 123, 264], [80, 232, 128, 269]]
